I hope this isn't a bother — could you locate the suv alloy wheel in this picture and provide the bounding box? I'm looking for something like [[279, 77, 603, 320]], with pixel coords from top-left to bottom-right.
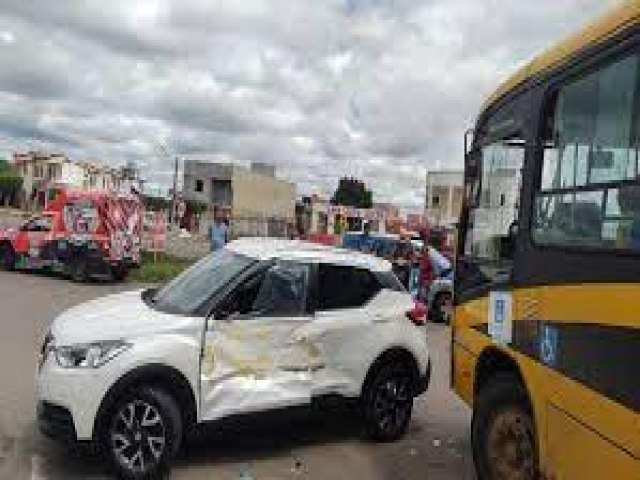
[[100, 387, 182, 480], [362, 362, 414, 442]]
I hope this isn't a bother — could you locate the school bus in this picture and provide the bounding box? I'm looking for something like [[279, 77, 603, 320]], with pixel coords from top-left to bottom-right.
[[452, 2, 640, 479]]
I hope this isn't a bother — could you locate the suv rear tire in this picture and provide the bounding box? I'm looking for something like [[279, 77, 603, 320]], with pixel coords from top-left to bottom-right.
[[471, 373, 538, 480], [99, 387, 182, 480], [361, 362, 414, 442]]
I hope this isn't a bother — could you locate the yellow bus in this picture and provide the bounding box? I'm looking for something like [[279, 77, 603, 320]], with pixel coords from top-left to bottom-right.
[[452, 2, 640, 479]]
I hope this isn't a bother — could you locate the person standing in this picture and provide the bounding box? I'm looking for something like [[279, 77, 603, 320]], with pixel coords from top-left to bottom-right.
[[358, 221, 374, 253], [209, 206, 229, 252], [418, 228, 435, 301]]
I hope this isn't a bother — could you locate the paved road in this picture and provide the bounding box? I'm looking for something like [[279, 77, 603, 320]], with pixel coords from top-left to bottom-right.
[[0, 270, 475, 479]]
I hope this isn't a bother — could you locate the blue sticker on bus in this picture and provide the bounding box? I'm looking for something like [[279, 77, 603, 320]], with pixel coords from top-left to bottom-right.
[[539, 324, 559, 367]]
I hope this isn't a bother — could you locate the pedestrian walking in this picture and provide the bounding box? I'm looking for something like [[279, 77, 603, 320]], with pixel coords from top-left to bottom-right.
[[209, 206, 229, 251]]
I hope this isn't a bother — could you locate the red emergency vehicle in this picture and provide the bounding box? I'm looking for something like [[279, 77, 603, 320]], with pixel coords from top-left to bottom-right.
[[0, 188, 142, 282]]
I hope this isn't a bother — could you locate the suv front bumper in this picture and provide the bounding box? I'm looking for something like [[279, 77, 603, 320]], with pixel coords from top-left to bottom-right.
[[36, 355, 112, 442], [37, 401, 78, 443]]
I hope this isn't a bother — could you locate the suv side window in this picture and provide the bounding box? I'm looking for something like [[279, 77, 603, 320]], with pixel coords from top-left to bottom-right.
[[252, 261, 310, 316], [317, 264, 381, 311], [221, 261, 310, 318]]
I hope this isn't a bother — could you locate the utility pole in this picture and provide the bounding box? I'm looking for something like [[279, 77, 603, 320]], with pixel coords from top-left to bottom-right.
[[170, 155, 178, 225]]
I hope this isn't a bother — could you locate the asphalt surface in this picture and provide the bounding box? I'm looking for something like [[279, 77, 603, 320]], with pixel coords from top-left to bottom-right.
[[0, 270, 475, 479]]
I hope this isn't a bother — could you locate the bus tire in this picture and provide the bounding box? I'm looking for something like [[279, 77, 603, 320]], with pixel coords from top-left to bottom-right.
[[471, 373, 538, 480], [0, 243, 15, 271]]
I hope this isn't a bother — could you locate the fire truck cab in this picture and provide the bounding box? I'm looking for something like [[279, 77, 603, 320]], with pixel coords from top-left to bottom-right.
[[0, 188, 141, 282]]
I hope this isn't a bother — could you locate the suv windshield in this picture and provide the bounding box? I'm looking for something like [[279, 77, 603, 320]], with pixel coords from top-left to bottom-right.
[[151, 249, 255, 315]]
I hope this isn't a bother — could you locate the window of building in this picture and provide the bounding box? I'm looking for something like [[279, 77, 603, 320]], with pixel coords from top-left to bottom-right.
[[212, 179, 232, 206], [46, 164, 57, 179], [317, 264, 381, 311], [534, 53, 640, 250], [195, 179, 204, 192], [432, 195, 440, 207]]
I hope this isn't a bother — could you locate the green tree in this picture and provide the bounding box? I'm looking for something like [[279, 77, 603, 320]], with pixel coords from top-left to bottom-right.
[[142, 195, 171, 212], [185, 199, 209, 215], [331, 177, 373, 208], [0, 160, 23, 207]]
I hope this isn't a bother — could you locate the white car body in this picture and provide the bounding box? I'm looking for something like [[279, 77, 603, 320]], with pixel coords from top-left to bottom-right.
[[36, 238, 430, 449]]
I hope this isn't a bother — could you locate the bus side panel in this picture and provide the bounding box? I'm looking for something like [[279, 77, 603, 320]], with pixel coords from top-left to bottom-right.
[[539, 285, 640, 459], [546, 403, 639, 480]]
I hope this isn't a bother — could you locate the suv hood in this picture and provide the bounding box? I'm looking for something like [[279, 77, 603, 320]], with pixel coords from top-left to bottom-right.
[[51, 289, 201, 345]]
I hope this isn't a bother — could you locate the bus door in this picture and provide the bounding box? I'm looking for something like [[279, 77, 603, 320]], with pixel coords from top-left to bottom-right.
[[456, 132, 527, 346]]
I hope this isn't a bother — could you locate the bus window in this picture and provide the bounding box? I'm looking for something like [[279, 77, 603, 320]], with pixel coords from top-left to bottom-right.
[[458, 137, 524, 293], [534, 53, 640, 249]]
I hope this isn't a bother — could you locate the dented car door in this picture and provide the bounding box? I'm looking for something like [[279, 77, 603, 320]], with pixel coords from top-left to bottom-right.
[[200, 260, 317, 421]]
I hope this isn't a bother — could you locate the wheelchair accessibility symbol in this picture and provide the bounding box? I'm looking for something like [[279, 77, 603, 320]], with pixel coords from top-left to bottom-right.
[[539, 324, 559, 367]]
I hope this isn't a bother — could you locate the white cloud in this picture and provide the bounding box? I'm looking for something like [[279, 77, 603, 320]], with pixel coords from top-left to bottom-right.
[[0, 0, 615, 208]]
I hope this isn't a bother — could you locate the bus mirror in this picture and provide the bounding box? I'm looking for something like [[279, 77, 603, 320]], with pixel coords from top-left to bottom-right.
[[498, 234, 515, 260]]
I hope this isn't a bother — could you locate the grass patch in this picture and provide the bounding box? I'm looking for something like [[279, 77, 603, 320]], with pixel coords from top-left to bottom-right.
[[129, 252, 196, 283]]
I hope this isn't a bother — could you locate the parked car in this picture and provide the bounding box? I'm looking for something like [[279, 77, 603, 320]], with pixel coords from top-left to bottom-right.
[[36, 238, 431, 479], [341, 233, 452, 322], [423, 246, 454, 324], [0, 188, 141, 282]]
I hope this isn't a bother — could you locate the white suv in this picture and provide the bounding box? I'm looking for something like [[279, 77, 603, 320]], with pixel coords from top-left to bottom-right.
[[36, 238, 431, 479]]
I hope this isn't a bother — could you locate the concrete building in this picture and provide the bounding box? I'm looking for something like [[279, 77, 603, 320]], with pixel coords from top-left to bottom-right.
[[424, 170, 464, 227], [183, 161, 296, 237], [11, 152, 146, 208], [12, 152, 86, 206]]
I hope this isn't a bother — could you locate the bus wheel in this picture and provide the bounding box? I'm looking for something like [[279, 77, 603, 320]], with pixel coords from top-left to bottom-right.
[[471, 373, 538, 480], [0, 244, 16, 271]]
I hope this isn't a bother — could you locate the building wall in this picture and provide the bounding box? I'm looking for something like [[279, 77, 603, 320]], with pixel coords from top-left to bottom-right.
[[183, 161, 233, 205], [59, 162, 85, 187], [231, 166, 295, 220], [425, 170, 464, 227]]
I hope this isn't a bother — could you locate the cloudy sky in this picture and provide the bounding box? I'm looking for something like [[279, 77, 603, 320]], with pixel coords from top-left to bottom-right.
[[0, 0, 615, 209]]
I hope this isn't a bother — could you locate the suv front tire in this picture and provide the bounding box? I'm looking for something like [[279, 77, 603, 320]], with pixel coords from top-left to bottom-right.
[[99, 387, 182, 480]]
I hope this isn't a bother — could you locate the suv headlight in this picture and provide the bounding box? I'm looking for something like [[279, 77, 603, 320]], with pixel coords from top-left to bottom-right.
[[54, 340, 131, 368]]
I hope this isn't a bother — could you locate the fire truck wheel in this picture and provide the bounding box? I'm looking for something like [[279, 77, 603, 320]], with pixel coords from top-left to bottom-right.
[[69, 254, 88, 283], [0, 243, 16, 271], [111, 264, 129, 282]]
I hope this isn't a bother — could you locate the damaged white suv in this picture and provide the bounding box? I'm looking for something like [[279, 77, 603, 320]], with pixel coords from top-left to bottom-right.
[[36, 238, 431, 479]]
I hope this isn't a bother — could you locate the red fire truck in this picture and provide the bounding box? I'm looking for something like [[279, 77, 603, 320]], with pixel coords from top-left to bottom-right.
[[0, 188, 142, 282]]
